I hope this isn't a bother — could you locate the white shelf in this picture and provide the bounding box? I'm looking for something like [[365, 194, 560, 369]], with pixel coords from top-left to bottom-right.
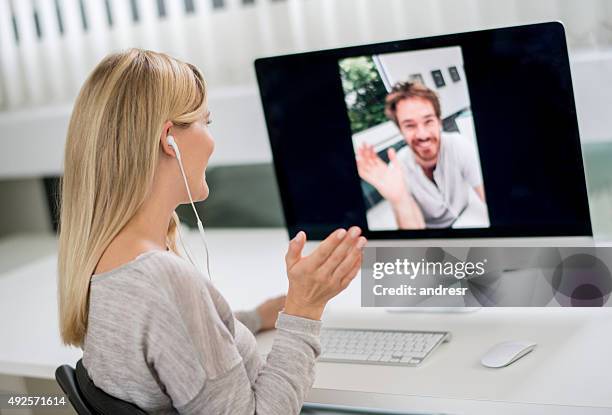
[[0, 85, 272, 179]]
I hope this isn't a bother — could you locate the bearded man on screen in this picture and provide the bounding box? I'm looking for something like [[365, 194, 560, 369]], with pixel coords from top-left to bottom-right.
[[356, 82, 486, 229]]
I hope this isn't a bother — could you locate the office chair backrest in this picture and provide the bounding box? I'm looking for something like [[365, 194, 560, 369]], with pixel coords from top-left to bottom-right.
[[55, 359, 147, 415], [55, 362, 94, 415]]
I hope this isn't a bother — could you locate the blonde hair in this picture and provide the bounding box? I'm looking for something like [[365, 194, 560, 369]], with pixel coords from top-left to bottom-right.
[[58, 49, 206, 347]]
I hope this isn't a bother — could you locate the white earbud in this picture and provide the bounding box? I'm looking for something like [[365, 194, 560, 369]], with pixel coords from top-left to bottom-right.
[[167, 135, 182, 160], [167, 134, 211, 280]]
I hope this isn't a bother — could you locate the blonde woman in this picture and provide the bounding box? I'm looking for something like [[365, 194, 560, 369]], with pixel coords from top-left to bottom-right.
[[57, 49, 366, 414]]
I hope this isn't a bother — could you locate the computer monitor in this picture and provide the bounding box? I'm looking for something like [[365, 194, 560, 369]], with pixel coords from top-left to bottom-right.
[[255, 22, 592, 248]]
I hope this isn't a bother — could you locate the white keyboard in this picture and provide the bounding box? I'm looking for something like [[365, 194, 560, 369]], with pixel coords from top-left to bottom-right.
[[319, 328, 451, 367]]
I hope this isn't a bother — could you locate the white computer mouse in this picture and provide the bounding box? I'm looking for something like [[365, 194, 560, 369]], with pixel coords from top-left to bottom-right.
[[481, 340, 537, 368]]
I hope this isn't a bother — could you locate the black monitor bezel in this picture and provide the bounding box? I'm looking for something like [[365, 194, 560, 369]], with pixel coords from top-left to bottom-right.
[[255, 22, 593, 241]]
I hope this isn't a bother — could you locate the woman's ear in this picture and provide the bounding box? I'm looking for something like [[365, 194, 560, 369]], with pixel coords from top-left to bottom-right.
[[159, 120, 176, 158]]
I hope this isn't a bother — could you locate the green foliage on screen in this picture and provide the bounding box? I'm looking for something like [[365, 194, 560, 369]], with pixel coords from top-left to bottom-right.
[[339, 56, 388, 134]]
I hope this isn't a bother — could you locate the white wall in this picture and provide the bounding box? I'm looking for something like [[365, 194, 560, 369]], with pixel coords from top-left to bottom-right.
[[571, 50, 612, 142], [0, 85, 270, 178]]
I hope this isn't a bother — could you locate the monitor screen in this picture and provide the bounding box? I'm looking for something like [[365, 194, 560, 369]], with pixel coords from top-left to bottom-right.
[[255, 22, 592, 240]]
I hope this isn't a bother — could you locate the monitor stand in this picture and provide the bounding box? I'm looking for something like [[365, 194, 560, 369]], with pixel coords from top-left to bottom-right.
[[385, 307, 481, 313]]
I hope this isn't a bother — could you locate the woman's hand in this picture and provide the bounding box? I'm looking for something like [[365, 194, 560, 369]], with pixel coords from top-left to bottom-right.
[[284, 227, 367, 320], [256, 295, 287, 331]]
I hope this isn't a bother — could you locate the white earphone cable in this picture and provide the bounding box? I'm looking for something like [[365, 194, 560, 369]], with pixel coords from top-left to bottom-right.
[[172, 213, 197, 267], [171, 136, 212, 281]]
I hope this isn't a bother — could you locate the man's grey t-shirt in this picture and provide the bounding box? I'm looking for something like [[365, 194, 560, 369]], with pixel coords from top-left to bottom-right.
[[396, 132, 483, 228], [83, 250, 321, 414]]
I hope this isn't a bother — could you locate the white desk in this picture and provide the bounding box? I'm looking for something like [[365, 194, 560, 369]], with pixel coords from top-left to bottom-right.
[[1, 230, 612, 414]]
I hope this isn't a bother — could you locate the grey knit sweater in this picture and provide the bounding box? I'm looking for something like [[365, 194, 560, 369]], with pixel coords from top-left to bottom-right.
[[82, 250, 321, 414]]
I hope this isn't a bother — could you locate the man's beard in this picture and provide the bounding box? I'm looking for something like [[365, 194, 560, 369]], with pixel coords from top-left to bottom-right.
[[412, 136, 439, 164]]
